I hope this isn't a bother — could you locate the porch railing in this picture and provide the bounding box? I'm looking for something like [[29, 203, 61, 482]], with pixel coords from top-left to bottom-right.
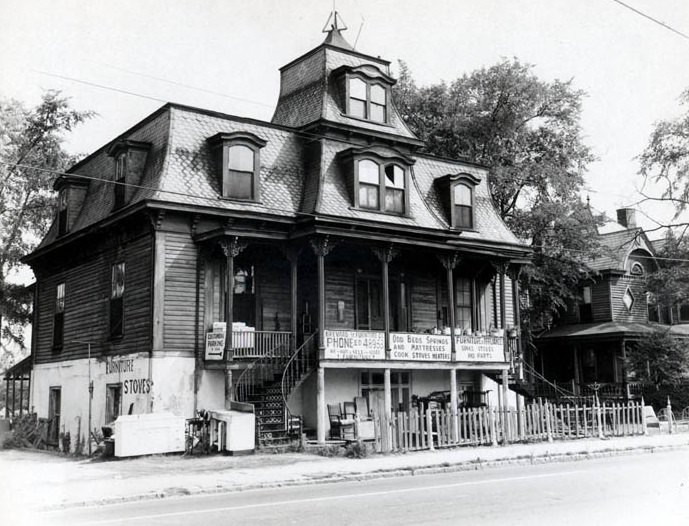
[[231, 331, 292, 359]]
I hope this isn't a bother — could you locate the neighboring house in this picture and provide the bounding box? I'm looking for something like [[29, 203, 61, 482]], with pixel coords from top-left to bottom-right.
[[22, 22, 530, 449], [533, 208, 689, 400]]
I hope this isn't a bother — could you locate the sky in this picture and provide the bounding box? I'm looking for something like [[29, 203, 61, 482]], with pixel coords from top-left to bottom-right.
[[1, 0, 689, 237]]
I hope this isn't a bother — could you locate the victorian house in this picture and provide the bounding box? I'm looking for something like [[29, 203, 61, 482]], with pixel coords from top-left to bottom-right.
[[533, 208, 689, 401], [22, 22, 530, 448]]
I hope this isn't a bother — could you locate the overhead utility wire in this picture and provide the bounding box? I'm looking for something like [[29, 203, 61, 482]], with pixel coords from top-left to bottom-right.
[[4, 159, 689, 263], [610, 0, 689, 41]]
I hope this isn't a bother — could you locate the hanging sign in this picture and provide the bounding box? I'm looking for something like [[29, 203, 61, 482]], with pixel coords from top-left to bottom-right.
[[324, 330, 385, 360], [390, 333, 451, 361]]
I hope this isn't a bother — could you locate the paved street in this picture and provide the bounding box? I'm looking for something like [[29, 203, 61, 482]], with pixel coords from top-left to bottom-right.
[[41, 449, 689, 526]]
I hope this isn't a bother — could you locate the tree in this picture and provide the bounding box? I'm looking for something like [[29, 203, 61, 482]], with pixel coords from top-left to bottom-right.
[[0, 91, 93, 368], [645, 230, 689, 313], [639, 88, 689, 219], [626, 329, 689, 387], [393, 59, 601, 334]]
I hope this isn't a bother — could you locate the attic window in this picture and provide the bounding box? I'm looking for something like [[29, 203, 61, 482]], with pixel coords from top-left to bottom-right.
[[114, 153, 126, 209], [107, 139, 151, 212], [207, 132, 267, 202], [435, 173, 481, 231], [356, 159, 409, 214], [630, 262, 644, 275], [453, 184, 473, 229]]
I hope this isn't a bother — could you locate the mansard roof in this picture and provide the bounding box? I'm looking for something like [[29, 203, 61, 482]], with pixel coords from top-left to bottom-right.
[[35, 103, 524, 253]]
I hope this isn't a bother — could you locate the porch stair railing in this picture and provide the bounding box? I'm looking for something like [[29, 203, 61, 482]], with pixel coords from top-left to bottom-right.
[[233, 333, 317, 446], [511, 362, 580, 402], [281, 332, 318, 438]]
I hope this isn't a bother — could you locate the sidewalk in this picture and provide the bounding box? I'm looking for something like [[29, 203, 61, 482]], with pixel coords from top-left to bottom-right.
[[1, 432, 688, 512]]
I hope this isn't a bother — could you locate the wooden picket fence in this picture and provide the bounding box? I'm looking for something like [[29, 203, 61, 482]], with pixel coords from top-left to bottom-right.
[[370, 400, 646, 453]]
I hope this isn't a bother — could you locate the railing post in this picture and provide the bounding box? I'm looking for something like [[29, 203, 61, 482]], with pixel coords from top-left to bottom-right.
[[641, 396, 647, 435], [667, 396, 673, 435], [596, 395, 604, 439], [426, 408, 434, 451], [545, 401, 553, 443]]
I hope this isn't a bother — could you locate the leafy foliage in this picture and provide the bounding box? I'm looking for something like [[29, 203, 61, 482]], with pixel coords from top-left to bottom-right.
[[645, 230, 689, 310], [394, 59, 601, 333], [639, 88, 689, 216], [0, 91, 93, 367], [626, 329, 689, 387]]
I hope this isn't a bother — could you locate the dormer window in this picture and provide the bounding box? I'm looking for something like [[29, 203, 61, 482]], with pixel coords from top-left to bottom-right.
[[207, 132, 267, 202], [57, 189, 68, 236], [350, 155, 412, 215], [453, 184, 473, 229], [107, 139, 151, 212], [114, 153, 126, 209], [435, 173, 481, 231]]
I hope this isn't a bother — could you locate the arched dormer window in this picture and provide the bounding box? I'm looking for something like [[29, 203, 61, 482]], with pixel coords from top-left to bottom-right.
[[434, 173, 481, 230], [630, 262, 644, 276], [207, 132, 267, 202], [343, 148, 414, 216]]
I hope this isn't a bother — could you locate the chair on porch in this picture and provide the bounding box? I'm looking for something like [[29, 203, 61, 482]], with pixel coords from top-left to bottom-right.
[[327, 404, 355, 440], [354, 396, 370, 418], [343, 401, 356, 420]]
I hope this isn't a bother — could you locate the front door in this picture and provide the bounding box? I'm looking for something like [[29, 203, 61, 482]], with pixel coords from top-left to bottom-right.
[[48, 387, 61, 445], [356, 278, 384, 330]]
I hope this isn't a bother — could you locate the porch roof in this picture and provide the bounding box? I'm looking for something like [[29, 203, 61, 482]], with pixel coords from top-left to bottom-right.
[[3, 355, 32, 380], [536, 321, 689, 342]]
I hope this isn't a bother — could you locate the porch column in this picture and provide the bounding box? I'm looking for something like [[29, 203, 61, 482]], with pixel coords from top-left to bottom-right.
[[449, 368, 458, 441], [310, 236, 336, 444], [219, 236, 247, 408], [284, 247, 301, 352], [496, 262, 507, 330], [372, 244, 399, 358], [621, 339, 629, 401], [437, 253, 460, 359], [317, 366, 325, 443], [501, 368, 511, 444]]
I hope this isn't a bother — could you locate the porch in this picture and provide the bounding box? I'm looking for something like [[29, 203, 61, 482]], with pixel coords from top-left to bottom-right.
[[193, 233, 527, 443]]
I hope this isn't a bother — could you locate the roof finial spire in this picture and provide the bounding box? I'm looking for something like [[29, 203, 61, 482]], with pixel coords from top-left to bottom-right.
[[321, 4, 354, 50]]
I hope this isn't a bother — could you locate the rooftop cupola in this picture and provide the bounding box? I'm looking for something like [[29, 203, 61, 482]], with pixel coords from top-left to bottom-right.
[[271, 11, 420, 146]]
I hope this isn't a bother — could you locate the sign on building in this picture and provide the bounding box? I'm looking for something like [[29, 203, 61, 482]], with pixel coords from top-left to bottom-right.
[[205, 331, 226, 360], [324, 330, 385, 360], [390, 333, 451, 361], [455, 335, 505, 362]]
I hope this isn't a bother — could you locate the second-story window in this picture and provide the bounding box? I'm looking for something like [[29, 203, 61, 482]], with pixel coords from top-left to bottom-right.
[[114, 153, 126, 209], [110, 262, 125, 339], [53, 282, 65, 350], [347, 77, 388, 123], [455, 277, 473, 331], [579, 286, 592, 323]]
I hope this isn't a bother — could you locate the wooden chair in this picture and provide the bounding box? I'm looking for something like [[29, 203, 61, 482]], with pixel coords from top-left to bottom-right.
[[343, 401, 356, 420], [328, 403, 355, 440], [354, 396, 370, 418]]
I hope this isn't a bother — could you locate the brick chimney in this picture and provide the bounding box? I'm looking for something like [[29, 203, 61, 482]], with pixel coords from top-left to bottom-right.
[[616, 208, 637, 229]]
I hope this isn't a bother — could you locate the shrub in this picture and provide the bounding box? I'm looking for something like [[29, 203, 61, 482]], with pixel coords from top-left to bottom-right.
[[345, 441, 371, 459]]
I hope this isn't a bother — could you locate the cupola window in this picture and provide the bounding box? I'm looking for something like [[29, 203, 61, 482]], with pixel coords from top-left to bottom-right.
[[346, 78, 388, 123]]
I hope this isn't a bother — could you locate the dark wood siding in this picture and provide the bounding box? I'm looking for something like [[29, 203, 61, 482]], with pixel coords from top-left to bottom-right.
[[591, 280, 611, 322], [257, 261, 291, 331], [34, 231, 153, 364], [164, 232, 200, 352], [411, 274, 438, 332], [610, 275, 648, 323], [325, 266, 356, 329]]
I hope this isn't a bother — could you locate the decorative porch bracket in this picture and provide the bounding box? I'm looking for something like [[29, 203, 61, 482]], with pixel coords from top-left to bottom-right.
[[309, 235, 338, 444], [372, 243, 400, 359]]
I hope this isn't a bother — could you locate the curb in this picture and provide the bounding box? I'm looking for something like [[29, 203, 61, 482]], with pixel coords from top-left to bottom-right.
[[41, 440, 689, 512]]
